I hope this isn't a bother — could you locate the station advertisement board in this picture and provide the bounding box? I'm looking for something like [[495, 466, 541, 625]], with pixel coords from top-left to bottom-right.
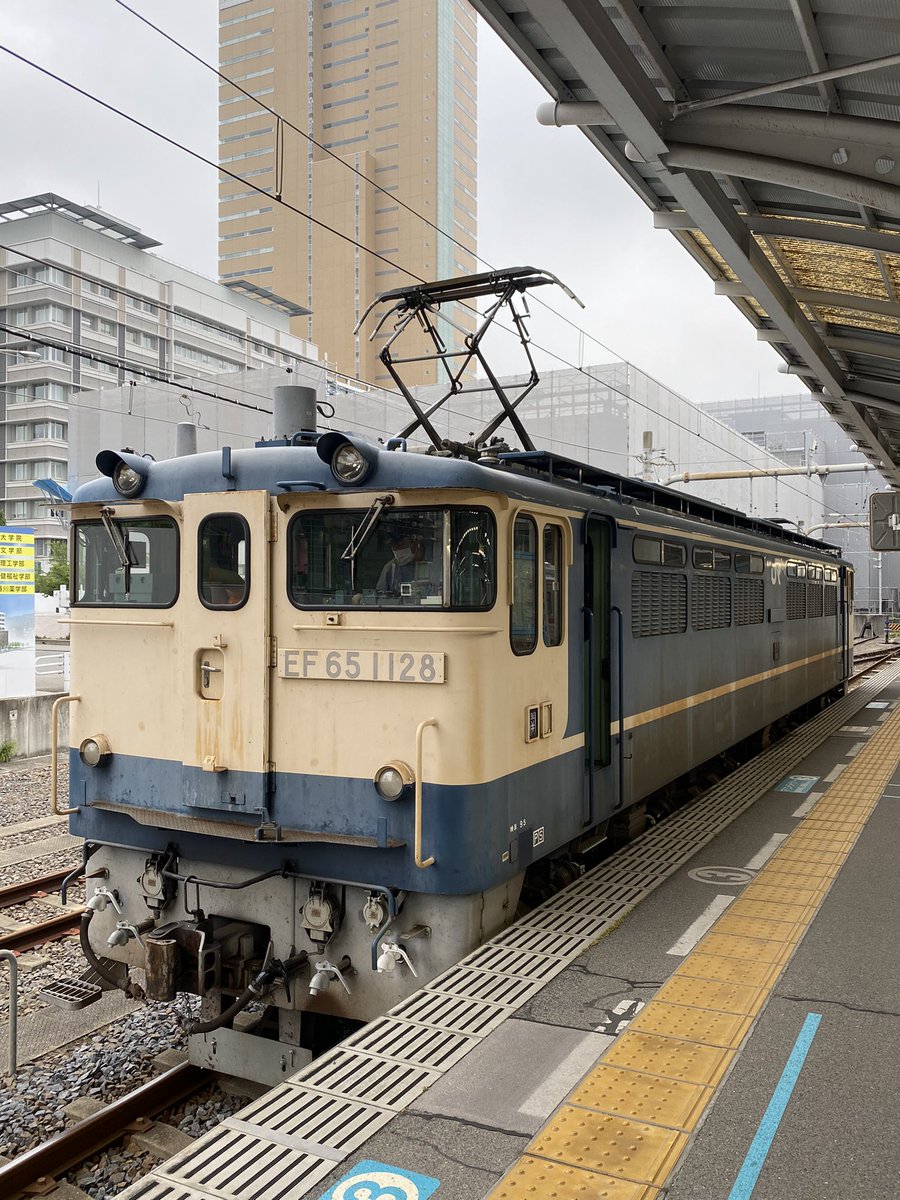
[[0, 527, 35, 698]]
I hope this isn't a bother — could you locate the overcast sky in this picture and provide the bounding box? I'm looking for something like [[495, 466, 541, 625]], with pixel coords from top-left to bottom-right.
[[0, 0, 794, 409]]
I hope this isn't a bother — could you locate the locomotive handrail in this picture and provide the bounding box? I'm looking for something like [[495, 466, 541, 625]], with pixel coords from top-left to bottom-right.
[[414, 718, 438, 868], [51, 694, 81, 816], [291, 623, 501, 634], [58, 618, 175, 627]]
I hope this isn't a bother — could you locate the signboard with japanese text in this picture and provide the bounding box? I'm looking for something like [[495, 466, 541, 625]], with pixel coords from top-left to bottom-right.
[[0, 527, 35, 697]]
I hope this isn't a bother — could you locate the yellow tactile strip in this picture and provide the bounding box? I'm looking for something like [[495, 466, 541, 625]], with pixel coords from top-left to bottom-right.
[[485, 703, 900, 1198]]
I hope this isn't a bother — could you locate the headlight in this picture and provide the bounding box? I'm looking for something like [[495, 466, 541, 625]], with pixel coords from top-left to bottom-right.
[[96, 450, 151, 497], [374, 760, 414, 800], [332, 443, 369, 484], [113, 463, 144, 497], [79, 735, 112, 768], [316, 431, 378, 484]]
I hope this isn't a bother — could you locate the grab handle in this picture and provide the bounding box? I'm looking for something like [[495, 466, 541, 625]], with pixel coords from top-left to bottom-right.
[[414, 718, 437, 868], [51, 694, 81, 816]]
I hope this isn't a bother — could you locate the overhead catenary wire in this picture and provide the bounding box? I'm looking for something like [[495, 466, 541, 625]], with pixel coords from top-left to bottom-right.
[[113, 0, 632, 365], [0, 44, 827, 505], [0, 43, 424, 286], [1, 248, 823, 504]]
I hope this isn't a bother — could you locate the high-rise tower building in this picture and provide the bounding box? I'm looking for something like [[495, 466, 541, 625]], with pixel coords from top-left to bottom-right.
[[217, 0, 477, 388]]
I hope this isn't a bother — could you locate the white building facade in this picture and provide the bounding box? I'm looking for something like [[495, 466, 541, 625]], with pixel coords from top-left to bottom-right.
[[0, 193, 316, 565]]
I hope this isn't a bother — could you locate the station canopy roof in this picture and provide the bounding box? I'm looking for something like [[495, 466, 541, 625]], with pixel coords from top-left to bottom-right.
[[472, 0, 900, 487]]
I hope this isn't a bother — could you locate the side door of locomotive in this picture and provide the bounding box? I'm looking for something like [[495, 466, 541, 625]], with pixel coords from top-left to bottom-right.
[[179, 491, 271, 816], [583, 515, 612, 824]]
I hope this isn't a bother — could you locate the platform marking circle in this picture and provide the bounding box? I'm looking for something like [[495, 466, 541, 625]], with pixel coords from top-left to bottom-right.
[[688, 866, 755, 886], [320, 1161, 441, 1200]]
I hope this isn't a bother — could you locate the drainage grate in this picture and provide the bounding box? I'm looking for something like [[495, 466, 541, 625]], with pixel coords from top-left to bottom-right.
[[512, 910, 614, 939], [116, 1181, 206, 1200], [159, 1125, 334, 1200], [347, 1018, 477, 1070], [228, 1084, 393, 1157], [426, 964, 551, 1008], [464, 943, 571, 978], [490, 924, 591, 958], [294, 1047, 442, 1109], [389, 987, 509, 1036]]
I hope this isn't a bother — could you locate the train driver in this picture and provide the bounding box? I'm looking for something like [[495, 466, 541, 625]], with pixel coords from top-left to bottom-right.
[[376, 532, 422, 594]]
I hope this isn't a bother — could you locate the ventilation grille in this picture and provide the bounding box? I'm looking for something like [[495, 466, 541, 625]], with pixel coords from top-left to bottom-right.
[[631, 571, 687, 637], [824, 584, 838, 616], [734, 577, 764, 626], [787, 579, 806, 619], [807, 582, 823, 618], [692, 574, 731, 630]]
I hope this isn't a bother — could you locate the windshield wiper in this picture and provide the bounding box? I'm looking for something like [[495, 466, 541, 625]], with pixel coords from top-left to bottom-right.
[[100, 507, 133, 594], [340, 494, 394, 591]]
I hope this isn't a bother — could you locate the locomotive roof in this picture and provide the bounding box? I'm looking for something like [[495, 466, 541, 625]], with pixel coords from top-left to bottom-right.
[[73, 436, 841, 559]]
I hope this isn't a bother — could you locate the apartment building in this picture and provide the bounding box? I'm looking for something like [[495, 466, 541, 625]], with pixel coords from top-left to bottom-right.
[[218, 0, 478, 387], [0, 193, 316, 565]]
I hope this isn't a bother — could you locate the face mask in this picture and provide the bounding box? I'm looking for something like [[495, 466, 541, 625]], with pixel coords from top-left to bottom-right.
[[393, 547, 414, 566]]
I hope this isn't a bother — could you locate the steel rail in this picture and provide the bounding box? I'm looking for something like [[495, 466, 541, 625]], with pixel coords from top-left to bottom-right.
[[0, 1061, 208, 1195], [0, 909, 85, 953], [0, 869, 75, 909]]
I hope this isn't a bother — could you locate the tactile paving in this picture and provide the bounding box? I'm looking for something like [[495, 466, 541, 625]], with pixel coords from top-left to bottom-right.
[[529, 1105, 687, 1185], [485, 1155, 660, 1199], [603, 1031, 734, 1088], [626, 1002, 751, 1049], [726, 898, 812, 925], [653, 975, 766, 1017], [696, 932, 792, 965], [568, 1063, 712, 1132], [713, 912, 803, 943], [672, 952, 783, 989]]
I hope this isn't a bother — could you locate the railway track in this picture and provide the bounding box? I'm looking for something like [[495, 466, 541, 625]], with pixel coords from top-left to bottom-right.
[[0, 908, 84, 954], [0, 868, 84, 953], [0, 868, 74, 909], [0, 1061, 208, 1199], [851, 643, 900, 685]]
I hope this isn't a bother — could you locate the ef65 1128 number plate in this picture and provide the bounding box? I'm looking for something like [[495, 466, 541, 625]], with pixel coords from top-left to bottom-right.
[[278, 648, 445, 684]]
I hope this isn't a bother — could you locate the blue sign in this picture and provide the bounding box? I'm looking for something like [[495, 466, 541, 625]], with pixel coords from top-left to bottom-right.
[[318, 1161, 441, 1200], [775, 775, 819, 794]]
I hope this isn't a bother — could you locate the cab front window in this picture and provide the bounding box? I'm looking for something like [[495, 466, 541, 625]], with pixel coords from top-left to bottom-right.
[[73, 517, 179, 607], [289, 507, 495, 610]]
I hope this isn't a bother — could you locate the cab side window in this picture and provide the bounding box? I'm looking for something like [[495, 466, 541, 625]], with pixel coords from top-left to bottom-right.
[[511, 515, 538, 654], [199, 514, 249, 609], [543, 524, 564, 646]]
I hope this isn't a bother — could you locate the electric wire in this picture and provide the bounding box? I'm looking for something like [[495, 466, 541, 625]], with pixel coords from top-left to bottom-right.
[[0, 46, 825, 503], [0, 42, 424, 285], [1, 247, 821, 503], [113, 0, 631, 364]]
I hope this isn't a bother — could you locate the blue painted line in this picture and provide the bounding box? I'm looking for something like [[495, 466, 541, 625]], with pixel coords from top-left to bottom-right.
[[727, 1012, 822, 1200]]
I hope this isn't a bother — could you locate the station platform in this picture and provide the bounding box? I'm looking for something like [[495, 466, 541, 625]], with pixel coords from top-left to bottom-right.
[[120, 662, 900, 1200]]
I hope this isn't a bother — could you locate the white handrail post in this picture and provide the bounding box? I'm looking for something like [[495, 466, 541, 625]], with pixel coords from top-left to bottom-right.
[[0, 949, 17, 1076]]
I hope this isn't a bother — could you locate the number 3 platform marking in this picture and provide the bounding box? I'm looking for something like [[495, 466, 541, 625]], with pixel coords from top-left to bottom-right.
[[318, 1160, 441, 1200]]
